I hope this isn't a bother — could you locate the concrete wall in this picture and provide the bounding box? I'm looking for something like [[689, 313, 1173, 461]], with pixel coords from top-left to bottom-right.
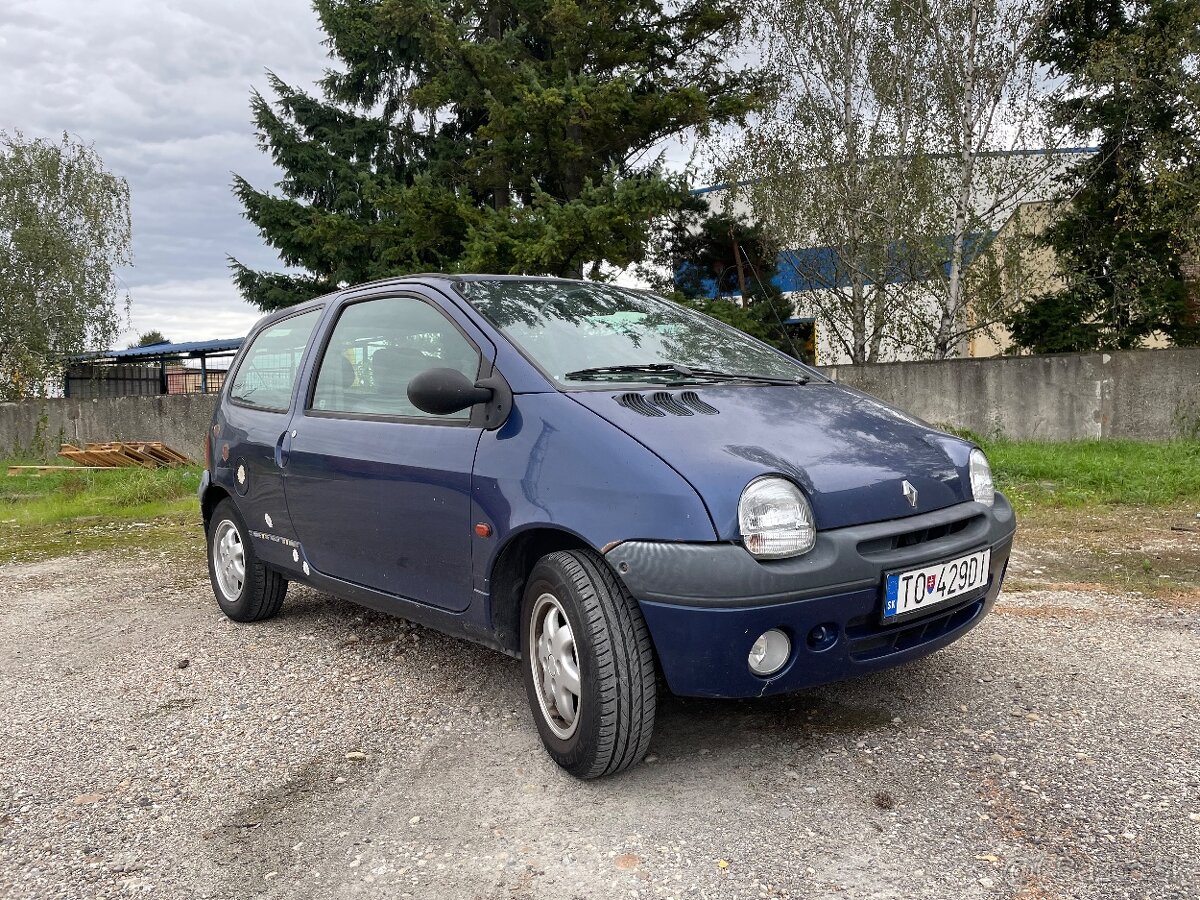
[[822, 347, 1200, 441], [1, 348, 1197, 459], [0, 394, 218, 462]]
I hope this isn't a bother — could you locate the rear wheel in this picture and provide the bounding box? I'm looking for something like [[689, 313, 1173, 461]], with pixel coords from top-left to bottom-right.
[[520, 549, 657, 779], [207, 499, 287, 622]]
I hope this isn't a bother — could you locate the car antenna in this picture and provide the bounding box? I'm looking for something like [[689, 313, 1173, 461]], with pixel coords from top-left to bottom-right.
[[739, 244, 804, 363]]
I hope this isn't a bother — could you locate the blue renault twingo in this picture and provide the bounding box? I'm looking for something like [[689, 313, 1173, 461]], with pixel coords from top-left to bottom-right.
[[201, 275, 1016, 778]]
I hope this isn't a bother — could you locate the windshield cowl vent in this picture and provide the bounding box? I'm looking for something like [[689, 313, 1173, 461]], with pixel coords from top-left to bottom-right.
[[615, 391, 719, 417]]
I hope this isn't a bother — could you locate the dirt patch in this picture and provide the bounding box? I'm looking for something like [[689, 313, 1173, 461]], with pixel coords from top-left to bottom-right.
[[992, 605, 1098, 620], [1007, 503, 1200, 598], [0, 511, 202, 566]]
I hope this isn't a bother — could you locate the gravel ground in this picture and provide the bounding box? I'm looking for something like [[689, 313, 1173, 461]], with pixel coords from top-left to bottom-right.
[[0, 531, 1197, 900]]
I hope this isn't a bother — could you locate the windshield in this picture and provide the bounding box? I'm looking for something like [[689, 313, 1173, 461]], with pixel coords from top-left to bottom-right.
[[457, 280, 818, 385]]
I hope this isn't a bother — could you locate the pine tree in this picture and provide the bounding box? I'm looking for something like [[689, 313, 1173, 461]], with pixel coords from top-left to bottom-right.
[[1008, 0, 1200, 353], [131, 330, 170, 347], [232, 0, 764, 311], [667, 212, 800, 354]]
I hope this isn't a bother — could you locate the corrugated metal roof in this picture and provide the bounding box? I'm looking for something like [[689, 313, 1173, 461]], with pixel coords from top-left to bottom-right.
[[691, 146, 1100, 195], [676, 231, 997, 296], [78, 338, 244, 361]]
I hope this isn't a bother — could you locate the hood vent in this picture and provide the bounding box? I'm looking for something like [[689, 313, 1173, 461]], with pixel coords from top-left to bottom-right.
[[616, 393, 665, 417], [652, 391, 695, 416], [677, 391, 719, 415], [615, 390, 719, 417]]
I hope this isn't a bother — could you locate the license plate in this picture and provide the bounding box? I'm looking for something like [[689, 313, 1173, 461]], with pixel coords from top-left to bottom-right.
[[883, 548, 991, 622]]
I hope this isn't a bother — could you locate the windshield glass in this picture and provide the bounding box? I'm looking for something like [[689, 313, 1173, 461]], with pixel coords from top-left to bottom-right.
[[458, 280, 817, 384]]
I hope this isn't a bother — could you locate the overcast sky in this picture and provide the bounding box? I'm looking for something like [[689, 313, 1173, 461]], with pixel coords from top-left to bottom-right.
[[3, 1, 339, 346], [2, 1, 704, 350]]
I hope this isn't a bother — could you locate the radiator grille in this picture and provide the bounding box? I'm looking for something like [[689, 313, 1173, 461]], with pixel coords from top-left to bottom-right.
[[857, 514, 982, 557]]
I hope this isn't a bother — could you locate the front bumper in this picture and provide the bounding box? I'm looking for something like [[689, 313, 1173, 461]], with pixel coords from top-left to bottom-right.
[[606, 495, 1016, 698]]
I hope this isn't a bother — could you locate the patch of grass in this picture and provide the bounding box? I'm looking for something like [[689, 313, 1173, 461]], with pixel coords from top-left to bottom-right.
[[976, 439, 1200, 512], [0, 463, 202, 528]]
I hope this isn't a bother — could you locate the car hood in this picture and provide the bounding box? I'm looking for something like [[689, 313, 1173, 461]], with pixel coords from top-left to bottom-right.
[[568, 383, 971, 537]]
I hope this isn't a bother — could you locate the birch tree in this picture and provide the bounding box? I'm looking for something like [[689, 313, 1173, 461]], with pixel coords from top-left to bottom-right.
[[722, 0, 938, 364], [911, 0, 1056, 358], [0, 132, 130, 399], [723, 0, 1057, 363]]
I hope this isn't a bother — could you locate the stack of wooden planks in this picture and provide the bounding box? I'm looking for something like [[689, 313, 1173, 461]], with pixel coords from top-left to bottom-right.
[[58, 441, 192, 468], [5, 441, 193, 475]]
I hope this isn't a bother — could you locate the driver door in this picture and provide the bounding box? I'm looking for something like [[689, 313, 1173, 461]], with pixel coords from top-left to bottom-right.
[[281, 291, 492, 612]]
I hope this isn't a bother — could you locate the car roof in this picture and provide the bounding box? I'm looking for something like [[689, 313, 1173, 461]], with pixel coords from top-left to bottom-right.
[[249, 273, 608, 332], [353, 273, 595, 289]]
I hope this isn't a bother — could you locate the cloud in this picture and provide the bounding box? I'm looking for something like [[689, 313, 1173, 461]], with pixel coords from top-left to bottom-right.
[[2, 0, 703, 350], [116, 277, 265, 346], [1, 0, 328, 346]]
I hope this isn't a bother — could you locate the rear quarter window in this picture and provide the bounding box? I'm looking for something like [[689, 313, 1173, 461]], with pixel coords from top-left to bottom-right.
[[227, 309, 321, 411]]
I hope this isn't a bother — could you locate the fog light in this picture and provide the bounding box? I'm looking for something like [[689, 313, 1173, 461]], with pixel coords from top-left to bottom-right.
[[748, 628, 791, 676]]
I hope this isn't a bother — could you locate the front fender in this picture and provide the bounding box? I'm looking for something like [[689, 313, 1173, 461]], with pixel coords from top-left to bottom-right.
[[470, 392, 717, 586]]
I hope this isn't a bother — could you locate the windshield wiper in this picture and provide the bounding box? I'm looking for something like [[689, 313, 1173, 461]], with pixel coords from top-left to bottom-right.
[[564, 363, 695, 381], [676, 366, 809, 386], [563, 363, 808, 385]]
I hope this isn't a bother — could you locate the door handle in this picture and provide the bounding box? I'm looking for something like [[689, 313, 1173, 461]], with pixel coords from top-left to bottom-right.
[[275, 429, 294, 469]]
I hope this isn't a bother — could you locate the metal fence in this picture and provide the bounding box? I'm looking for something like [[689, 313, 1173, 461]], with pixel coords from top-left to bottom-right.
[[64, 363, 230, 398], [165, 367, 228, 395], [65, 364, 163, 399]]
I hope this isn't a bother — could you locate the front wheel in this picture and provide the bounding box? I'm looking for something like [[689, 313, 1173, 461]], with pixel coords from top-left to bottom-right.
[[207, 499, 287, 622], [520, 549, 657, 779]]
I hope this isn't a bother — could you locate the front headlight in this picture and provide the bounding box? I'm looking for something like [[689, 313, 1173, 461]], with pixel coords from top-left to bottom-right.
[[969, 449, 995, 507], [738, 477, 816, 559]]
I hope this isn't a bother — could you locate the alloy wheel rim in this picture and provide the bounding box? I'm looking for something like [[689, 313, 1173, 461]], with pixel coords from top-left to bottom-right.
[[213, 519, 246, 602], [529, 593, 582, 740]]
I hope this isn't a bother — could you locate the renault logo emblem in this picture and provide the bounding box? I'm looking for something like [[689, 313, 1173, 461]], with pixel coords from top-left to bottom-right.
[[902, 480, 918, 508]]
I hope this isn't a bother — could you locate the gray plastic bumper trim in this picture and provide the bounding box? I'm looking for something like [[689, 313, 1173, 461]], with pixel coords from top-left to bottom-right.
[[606, 495, 1016, 607]]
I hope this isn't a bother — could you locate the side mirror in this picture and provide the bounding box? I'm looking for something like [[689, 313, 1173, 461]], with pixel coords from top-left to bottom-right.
[[407, 368, 493, 416]]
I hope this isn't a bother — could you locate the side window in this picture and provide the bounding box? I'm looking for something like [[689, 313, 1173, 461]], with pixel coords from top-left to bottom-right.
[[310, 297, 481, 420], [228, 309, 321, 411]]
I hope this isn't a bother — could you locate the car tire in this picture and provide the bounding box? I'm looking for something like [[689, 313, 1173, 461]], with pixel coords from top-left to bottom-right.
[[207, 499, 287, 623], [520, 549, 657, 779]]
